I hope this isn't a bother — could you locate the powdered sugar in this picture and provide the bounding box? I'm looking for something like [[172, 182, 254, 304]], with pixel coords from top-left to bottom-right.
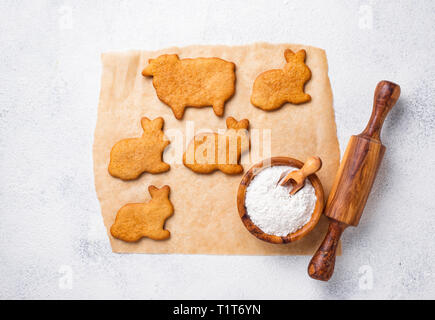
[[245, 166, 317, 237]]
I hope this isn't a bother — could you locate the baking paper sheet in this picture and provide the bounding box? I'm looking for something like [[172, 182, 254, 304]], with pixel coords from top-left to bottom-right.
[[93, 43, 340, 254]]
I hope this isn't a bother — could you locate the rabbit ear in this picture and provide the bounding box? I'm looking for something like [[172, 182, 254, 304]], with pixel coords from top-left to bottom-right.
[[238, 119, 249, 130], [141, 117, 151, 130], [151, 117, 164, 130], [226, 117, 249, 130], [148, 185, 159, 198], [141, 117, 164, 131], [295, 49, 306, 62], [142, 59, 155, 76], [159, 185, 170, 197], [148, 185, 170, 198], [226, 117, 239, 129], [284, 49, 295, 62]]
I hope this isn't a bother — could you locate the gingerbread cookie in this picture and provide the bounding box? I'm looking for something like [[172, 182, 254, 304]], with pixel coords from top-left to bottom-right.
[[110, 185, 174, 242], [251, 49, 311, 111], [142, 54, 236, 119], [183, 117, 249, 175], [108, 117, 170, 180]]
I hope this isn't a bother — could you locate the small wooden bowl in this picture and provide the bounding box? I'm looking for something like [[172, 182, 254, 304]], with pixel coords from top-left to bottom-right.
[[237, 157, 325, 244]]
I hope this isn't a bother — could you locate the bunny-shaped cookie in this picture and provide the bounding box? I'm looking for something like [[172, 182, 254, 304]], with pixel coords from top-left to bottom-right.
[[183, 117, 250, 175], [110, 185, 174, 242], [251, 49, 311, 111], [108, 117, 170, 180]]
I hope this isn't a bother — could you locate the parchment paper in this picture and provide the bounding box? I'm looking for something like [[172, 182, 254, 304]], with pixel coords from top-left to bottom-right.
[[93, 43, 340, 254]]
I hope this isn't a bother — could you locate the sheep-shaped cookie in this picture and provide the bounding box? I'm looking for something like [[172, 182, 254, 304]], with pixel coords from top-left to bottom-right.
[[183, 117, 250, 175], [108, 117, 170, 180], [110, 185, 174, 242], [142, 54, 236, 120], [251, 49, 311, 111]]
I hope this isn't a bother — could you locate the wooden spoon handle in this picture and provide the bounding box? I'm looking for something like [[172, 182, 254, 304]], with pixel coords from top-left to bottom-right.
[[300, 156, 322, 178], [361, 80, 401, 141], [308, 219, 347, 281], [279, 156, 322, 187]]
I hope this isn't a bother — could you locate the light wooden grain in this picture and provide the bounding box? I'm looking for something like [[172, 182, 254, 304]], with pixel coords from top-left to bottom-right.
[[308, 81, 401, 281]]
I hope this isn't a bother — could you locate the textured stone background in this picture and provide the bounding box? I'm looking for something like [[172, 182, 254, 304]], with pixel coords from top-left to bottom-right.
[[0, 0, 434, 299]]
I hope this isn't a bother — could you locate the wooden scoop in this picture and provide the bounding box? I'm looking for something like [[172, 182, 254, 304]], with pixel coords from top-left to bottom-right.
[[237, 157, 325, 244], [308, 80, 401, 281], [276, 156, 322, 195]]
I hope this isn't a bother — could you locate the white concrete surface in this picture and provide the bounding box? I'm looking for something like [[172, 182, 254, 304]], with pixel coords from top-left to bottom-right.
[[0, 0, 434, 299]]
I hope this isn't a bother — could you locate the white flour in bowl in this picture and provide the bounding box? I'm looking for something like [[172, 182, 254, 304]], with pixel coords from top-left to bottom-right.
[[245, 165, 317, 237]]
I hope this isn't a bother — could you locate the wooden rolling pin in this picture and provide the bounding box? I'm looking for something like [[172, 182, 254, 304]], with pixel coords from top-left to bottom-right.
[[308, 80, 401, 281]]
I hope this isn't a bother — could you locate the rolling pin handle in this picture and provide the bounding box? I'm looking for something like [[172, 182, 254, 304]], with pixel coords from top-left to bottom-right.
[[308, 219, 347, 281], [361, 80, 401, 140]]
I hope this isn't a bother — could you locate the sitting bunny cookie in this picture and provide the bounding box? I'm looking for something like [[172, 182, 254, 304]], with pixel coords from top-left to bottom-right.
[[251, 49, 311, 111], [108, 117, 170, 180], [142, 54, 236, 119], [183, 117, 250, 175], [111, 185, 174, 242]]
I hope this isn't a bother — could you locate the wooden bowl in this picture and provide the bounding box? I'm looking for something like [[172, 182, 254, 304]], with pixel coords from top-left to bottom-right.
[[237, 157, 325, 244]]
